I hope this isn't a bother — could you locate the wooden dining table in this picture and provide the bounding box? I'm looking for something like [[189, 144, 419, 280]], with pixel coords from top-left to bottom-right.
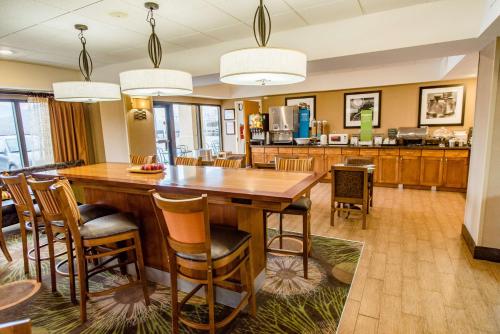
[[34, 163, 324, 290]]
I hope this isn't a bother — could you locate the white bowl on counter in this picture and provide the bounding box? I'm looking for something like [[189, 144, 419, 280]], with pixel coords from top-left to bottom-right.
[[294, 138, 310, 145]]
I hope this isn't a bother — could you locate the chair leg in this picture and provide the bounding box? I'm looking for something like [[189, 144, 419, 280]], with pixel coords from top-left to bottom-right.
[[330, 203, 335, 227], [170, 256, 180, 334], [20, 219, 29, 275], [76, 250, 88, 323], [362, 210, 367, 230], [45, 224, 57, 292], [32, 221, 42, 283], [64, 230, 77, 304], [278, 213, 283, 249], [0, 228, 12, 262], [133, 231, 150, 306], [206, 272, 216, 334], [302, 212, 308, 279], [263, 211, 268, 254]]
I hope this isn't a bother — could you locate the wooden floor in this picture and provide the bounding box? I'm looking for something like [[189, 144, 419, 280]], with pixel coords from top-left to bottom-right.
[[268, 184, 500, 334]]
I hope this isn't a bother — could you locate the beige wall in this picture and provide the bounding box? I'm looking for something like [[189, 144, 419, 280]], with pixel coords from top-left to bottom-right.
[[98, 100, 130, 163], [124, 96, 157, 157], [258, 78, 476, 135], [0, 60, 80, 91]]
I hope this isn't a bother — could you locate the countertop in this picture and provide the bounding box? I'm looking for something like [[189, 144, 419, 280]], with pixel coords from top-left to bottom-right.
[[250, 144, 470, 150]]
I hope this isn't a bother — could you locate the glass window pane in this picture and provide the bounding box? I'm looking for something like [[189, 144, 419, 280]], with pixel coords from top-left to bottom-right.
[[173, 104, 199, 157], [20, 100, 54, 166], [200, 105, 221, 155], [0, 102, 23, 170], [153, 106, 170, 164]]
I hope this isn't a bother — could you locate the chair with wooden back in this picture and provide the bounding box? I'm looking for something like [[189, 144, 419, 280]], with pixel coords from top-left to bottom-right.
[[264, 157, 314, 278], [212, 158, 242, 169], [50, 179, 150, 322], [0, 173, 46, 281], [344, 156, 375, 208], [174, 156, 202, 166], [331, 165, 369, 229], [151, 192, 255, 334], [0, 191, 12, 262], [130, 154, 156, 165]]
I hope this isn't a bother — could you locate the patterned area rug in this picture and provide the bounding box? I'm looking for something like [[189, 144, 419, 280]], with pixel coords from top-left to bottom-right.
[[0, 229, 362, 333]]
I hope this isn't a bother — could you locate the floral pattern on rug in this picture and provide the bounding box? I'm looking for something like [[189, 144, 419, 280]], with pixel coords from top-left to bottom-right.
[[0, 229, 362, 333]]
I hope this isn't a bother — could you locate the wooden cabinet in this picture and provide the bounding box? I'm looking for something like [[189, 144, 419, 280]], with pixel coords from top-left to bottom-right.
[[324, 148, 342, 180], [251, 147, 265, 166], [264, 147, 278, 164], [309, 148, 326, 174], [292, 147, 309, 158], [442, 150, 469, 188], [399, 149, 421, 185], [378, 149, 400, 184], [360, 149, 380, 182], [420, 150, 444, 186]]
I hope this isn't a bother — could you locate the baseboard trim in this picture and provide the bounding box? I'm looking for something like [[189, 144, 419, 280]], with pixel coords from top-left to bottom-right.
[[461, 224, 500, 263]]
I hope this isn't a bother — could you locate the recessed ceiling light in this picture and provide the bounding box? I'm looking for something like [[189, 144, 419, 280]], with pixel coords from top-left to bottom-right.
[[0, 49, 14, 56], [109, 11, 128, 18]]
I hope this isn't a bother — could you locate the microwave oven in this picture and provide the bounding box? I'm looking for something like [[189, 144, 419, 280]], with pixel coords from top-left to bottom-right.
[[328, 133, 349, 145]]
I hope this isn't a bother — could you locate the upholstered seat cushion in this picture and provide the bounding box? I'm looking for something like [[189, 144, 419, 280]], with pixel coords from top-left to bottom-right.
[[284, 197, 312, 211], [177, 226, 251, 262], [47, 204, 119, 228], [78, 213, 138, 240]]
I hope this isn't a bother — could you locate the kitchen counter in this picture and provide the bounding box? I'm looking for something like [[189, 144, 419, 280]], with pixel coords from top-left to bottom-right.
[[250, 144, 470, 150]]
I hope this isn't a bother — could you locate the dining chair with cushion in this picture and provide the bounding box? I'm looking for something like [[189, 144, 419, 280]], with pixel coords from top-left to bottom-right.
[[27, 177, 118, 299], [130, 154, 156, 165], [151, 192, 256, 334], [50, 179, 149, 322], [263, 157, 314, 278], [0, 193, 12, 262], [344, 157, 375, 209], [331, 165, 369, 229], [174, 156, 202, 166], [212, 158, 242, 169]]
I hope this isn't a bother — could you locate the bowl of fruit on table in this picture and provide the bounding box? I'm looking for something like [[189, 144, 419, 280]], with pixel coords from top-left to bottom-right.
[[127, 163, 166, 174]]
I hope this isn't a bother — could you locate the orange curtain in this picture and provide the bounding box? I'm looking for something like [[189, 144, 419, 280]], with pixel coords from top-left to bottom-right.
[[48, 99, 89, 163]]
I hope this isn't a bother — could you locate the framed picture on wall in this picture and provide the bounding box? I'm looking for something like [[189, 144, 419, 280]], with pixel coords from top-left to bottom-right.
[[225, 121, 235, 135], [285, 96, 316, 124], [224, 108, 235, 120], [418, 85, 465, 126], [344, 91, 381, 128]]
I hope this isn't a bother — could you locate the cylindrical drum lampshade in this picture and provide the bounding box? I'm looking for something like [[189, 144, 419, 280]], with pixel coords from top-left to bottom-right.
[[119, 68, 193, 96], [53, 81, 121, 103], [220, 47, 307, 86]]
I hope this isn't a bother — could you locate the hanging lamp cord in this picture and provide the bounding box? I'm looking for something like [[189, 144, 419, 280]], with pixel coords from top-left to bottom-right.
[[253, 0, 271, 47], [147, 6, 162, 68], [78, 29, 93, 82]]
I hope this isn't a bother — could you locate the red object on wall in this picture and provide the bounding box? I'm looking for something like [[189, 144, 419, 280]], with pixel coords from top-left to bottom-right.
[[239, 124, 245, 140]]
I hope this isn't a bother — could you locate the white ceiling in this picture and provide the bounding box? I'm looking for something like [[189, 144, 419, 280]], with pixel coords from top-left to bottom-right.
[[0, 0, 438, 69]]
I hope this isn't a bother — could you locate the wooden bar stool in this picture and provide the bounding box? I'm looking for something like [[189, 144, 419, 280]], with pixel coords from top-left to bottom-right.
[[0, 193, 12, 262], [130, 154, 156, 165], [174, 156, 202, 166], [263, 157, 313, 279], [27, 177, 118, 298], [151, 192, 256, 334], [1, 173, 47, 281], [51, 179, 150, 322]]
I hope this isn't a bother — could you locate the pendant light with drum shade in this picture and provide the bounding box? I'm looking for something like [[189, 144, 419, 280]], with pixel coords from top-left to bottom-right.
[[53, 25, 121, 103], [219, 0, 307, 86], [119, 2, 193, 96]]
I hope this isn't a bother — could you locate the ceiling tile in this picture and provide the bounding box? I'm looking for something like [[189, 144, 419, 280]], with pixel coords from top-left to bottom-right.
[[358, 0, 436, 14], [203, 23, 252, 41], [299, 0, 362, 24], [167, 32, 220, 48], [35, 0, 101, 11], [204, 0, 291, 24]]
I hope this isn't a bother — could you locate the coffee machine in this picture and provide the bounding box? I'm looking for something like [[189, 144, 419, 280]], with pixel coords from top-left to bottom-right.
[[268, 106, 299, 144], [249, 113, 269, 145]]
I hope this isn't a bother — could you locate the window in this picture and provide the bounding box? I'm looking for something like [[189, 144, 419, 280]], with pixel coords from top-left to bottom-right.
[[153, 102, 222, 163], [0, 99, 54, 170]]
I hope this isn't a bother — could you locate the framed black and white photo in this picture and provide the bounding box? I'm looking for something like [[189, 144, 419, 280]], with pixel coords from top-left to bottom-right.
[[285, 96, 316, 124], [418, 85, 465, 126], [344, 91, 381, 128], [225, 121, 235, 135], [224, 108, 235, 120]]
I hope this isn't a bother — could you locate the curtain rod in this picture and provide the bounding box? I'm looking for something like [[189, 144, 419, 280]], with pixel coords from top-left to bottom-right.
[[0, 89, 54, 97]]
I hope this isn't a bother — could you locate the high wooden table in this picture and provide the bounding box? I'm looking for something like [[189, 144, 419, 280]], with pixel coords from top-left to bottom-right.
[[34, 163, 324, 288]]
